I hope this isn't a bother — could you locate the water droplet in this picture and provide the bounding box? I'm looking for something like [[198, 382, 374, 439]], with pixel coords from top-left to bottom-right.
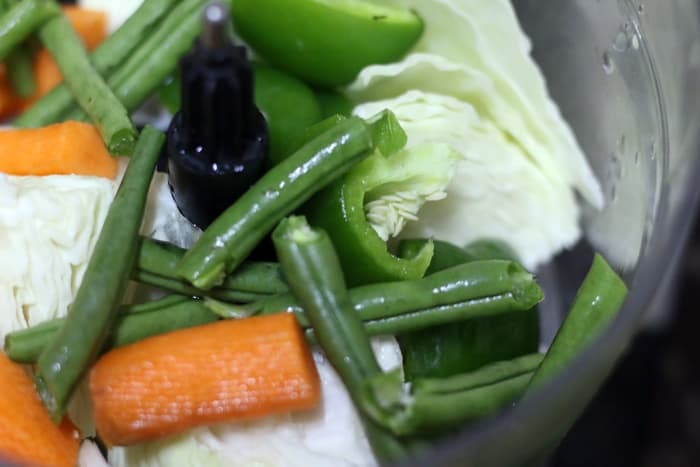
[[634, 151, 641, 166], [611, 184, 617, 202], [631, 34, 640, 50], [637, 4, 645, 15], [613, 31, 630, 52], [602, 52, 615, 74]]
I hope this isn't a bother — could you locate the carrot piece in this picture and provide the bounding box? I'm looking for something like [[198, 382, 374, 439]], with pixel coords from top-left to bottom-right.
[[10, 6, 108, 113], [0, 121, 118, 178], [90, 313, 321, 446], [63, 6, 108, 51], [30, 49, 63, 100], [0, 353, 80, 467], [0, 67, 18, 119]]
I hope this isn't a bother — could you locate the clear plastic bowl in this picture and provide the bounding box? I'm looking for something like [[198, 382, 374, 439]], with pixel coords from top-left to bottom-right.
[[403, 1, 700, 465]]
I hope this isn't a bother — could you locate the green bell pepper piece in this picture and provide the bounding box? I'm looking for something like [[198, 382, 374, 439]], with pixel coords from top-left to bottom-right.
[[303, 114, 459, 286], [232, 0, 424, 87], [396, 239, 541, 379], [315, 88, 355, 118]]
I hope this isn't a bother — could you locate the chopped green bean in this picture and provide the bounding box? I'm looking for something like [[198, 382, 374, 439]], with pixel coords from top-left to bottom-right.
[[16, 0, 176, 127], [5, 296, 217, 364], [37, 11, 136, 155], [67, 0, 206, 121], [34, 127, 164, 421], [528, 253, 628, 388], [413, 353, 544, 394], [273, 216, 409, 464], [6, 45, 35, 97], [136, 236, 288, 295], [0, 0, 59, 61], [132, 269, 269, 303], [177, 117, 373, 290]]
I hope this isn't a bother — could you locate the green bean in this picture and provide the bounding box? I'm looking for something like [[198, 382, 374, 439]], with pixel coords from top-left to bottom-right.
[[258, 259, 543, 322], [362, 353, 541, 437], [67, 0, 205, 121], [6, 45, 35, 97], [0, 0, 58, 61], [136, 236, 288, 295], [132, 269, 269, 303], [11, 292, 544, 366], [360, 293, 539, 336], [369, 371, 534, 436], [528, 253, 628, 388], [37, 12, 136, 155], [35, 126, 164, 421], [273, 216, 381, 389], [16, 0, 176, 127], [273, 216, 409, 464], [178, 117, 373, 290], [5, 296, 217, 364], [412, 353, 544, 394]]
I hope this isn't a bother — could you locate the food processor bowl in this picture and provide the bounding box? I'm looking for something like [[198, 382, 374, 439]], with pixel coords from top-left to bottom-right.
[[403, 1, 700, 465]]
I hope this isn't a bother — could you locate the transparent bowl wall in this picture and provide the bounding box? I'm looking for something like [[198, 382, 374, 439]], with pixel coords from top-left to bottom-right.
[[404, 1, 700, 466]]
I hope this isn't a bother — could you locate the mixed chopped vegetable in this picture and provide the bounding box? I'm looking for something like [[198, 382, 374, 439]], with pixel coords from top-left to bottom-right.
[[0, 1, 630, 466]]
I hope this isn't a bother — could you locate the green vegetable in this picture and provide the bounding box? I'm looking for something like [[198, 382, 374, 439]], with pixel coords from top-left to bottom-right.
[[232, 0, 424, 86], [412, 353, 544, 394], [6, 45, 35, 97], [176, 116, 373, 290], [65, 0, 205, 122], [37, 11, 137, 155], [34, 126, 164, 421], [363, 363, 535, 436], [0, 0, 58, 62], [9, 259, 544, 363], [135, 236, 288, 295], [132, 270, 268, 303], [272, 215, 410, 464], [397, 238, 541, 379], [254, 63, 323, 164], [315, 88, 354, 118], [260, 259, 543, 322], [528, 253, 628, 388], [304, 131, 459, 286], [16, 0, 176, 128], [5, 296, 218, 364]]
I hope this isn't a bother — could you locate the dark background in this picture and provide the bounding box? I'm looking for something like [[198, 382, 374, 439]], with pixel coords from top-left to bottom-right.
[[553, 220, 700, 467]]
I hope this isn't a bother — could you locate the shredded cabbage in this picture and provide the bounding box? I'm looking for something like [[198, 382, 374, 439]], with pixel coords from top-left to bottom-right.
[[0, 174, 116, 342]]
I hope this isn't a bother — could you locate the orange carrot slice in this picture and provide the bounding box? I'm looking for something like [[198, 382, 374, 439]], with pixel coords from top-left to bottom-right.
[[63, 6, 108, 52], [0, 121, 118, 178], [0, 353, 80, 467], [90, 313, 321, 446], [0, 67, 17, 119]]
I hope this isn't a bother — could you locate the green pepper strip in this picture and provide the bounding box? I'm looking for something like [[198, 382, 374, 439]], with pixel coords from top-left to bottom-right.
[[303, 111, 434, 287], [34, 127, 164, 421], [272, 216, 412, 464]]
